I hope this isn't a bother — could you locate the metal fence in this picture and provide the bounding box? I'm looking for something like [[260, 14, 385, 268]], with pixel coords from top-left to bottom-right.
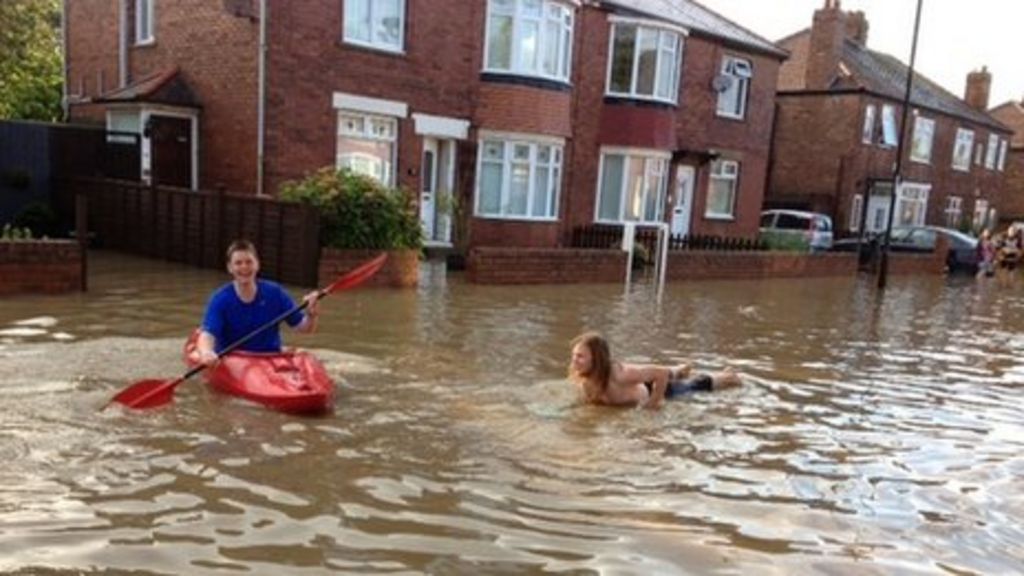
[[570, 223, 766, 253]]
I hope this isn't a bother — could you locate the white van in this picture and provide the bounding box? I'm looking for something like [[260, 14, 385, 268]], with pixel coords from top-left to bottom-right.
[[759, 209, 834, 251]]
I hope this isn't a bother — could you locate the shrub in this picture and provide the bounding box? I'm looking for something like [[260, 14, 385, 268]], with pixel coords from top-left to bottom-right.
[[13, 202, 58, 238], [758, 230, 810, 252], [280, 168, 422, 250]]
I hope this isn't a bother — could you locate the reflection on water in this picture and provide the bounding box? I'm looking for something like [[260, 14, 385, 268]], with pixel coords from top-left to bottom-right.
[[0, 251, 1022, 574]]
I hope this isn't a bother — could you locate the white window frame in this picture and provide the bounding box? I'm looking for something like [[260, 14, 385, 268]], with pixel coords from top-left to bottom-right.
[[475, 133, 563, 221], [705, 159, 740, 220], [136, 0, 154, 45], [985, 133, 999, 169], [997, 138, 1008, 171], [881, 104, 899, 147], [605, 18, 684, 104], [944, 196, 962, 229], [909, 115, 935, 164], [716, 56, 752, 119], [343, 0, 406, 53], [336, 111, 399, 187], [483, 0, 575, 83], [973, 199, 989, 230], [849, 193, 863, 232], [594, 148, 670, 224], [895, 182, 930, 227], [952, 128, 974, 172], [862, 104, 876, 144]]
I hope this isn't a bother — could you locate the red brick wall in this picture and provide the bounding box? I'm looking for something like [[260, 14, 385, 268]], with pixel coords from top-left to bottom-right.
[[772, 92, 1010, 232], [476, 84, 572, 137], [0, 241, 83, 295], [467, 248, 627, 284], [65, 0, 121, 104], [67, 1, 259, 193], [318, 249, 419, 288], [565, 8, 780, 242], [666, 251, 856, 280], [1002, 150, 1024, 221], [263, 0, 482, 196]]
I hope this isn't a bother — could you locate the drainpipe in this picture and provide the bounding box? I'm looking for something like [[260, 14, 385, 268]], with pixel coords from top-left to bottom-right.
[[256, 0, 267, 196], [119, 0, 128, 87], [60, 0, 68, 120]]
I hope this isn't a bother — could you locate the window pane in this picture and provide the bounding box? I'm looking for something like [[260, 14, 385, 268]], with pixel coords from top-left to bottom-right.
[[610, 26, 635, 94], [708, 179, 733, 215], [344, 0, 371, 42], [549, 167, 560, 216], [522, 0, 542, 17], [643, 160, 663, 221], [532, 165, 549, 217], [598, 155, 624, 221], [624, 156, 645, 221], [479, 163, 503, 214], [655, 39, 676, 99], [542, 19, 560, 76], [488, 15, 513, 69], [635, 28, 658, 96], [518, 20, 540, 73], [374, 0, 402, 47], [509, 162, 529, 215]]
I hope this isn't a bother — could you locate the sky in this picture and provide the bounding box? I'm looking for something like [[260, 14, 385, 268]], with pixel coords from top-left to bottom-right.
[[695, 0, 1023, 108]]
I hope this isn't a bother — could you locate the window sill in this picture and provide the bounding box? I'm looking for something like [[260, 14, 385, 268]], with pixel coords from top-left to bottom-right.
[[715, 111, 747, 122], [339, 39, 406, 57], [704, 214, 735, 222], [480, 72, 572, 93], [134, 39, 155, 48], [474, 214, 560, 224], [603, 95, 677, 109]]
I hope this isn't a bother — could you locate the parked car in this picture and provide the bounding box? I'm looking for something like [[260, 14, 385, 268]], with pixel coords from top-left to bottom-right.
[[759, 209, 834, 251], [832, 225, 979, 273]]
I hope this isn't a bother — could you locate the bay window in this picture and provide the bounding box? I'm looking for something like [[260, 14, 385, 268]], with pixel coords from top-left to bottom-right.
[[485, 0, 574, 82], [344, 0, 405, 52], [716, 56, 752, 119], [476, 136, 563, 219], [606, 21, 682, 103], [706, 160, 739, 219], [336, 112, 397, 186], [944, 196, 962, 228], [596, 150, 668, 223]]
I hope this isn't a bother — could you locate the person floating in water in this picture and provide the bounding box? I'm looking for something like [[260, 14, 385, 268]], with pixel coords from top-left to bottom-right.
[[568, 331, 741, 409]]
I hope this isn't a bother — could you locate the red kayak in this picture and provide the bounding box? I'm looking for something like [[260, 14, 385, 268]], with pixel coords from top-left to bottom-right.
[[183, 330, 335, 414]]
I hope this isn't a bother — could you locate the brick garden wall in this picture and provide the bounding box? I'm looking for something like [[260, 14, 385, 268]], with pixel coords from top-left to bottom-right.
[[318, 249, 419, 288], [666, 251, 857, 280], [467, 248, 628, 284], [0, 241, 83, 295]]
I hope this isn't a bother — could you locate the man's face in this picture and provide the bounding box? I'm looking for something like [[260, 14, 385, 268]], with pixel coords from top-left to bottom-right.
[[228, 250, 260, 283]]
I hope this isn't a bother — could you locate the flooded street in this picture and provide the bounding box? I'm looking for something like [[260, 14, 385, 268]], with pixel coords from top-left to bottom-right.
[[0, 251, 1021, 575]]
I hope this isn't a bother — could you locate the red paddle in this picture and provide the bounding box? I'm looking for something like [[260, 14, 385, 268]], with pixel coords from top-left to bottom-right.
[[107, 253, 388, 410]]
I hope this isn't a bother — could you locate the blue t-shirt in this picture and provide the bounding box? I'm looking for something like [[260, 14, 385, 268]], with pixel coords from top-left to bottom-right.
[[201, 279, 305, 353]]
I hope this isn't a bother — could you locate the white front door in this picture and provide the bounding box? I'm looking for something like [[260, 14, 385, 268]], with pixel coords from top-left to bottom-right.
[[671, 165, 694, 237], [420, 138, 438, 240], [866, 193, 890, 233]]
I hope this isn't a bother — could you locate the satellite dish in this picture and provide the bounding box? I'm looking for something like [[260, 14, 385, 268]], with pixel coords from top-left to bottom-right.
[[711, 74, 734, 92]]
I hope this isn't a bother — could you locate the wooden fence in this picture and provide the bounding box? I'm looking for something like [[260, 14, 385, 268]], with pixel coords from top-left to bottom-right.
[[69, 178, 321, 286]]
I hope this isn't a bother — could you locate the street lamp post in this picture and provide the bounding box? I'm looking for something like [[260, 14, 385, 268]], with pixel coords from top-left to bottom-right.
[[878, 0, 925, 289]]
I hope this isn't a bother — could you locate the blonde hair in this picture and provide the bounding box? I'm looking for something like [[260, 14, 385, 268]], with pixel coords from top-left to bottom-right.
[[569, 331, 612, 403]]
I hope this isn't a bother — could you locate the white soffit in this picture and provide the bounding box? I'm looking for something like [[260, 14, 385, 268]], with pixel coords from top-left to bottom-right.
[[332, 92, 409, 117], [413, 113, 470, 140]]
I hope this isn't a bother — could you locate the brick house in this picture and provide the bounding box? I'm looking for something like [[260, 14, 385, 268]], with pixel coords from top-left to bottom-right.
[[989, 98, 1024, 223], [769, 0, 1012, 236], [63, 0, 784, 252]]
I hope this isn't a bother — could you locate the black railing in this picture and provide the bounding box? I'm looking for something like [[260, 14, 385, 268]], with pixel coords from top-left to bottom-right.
[[570, 223, 766, 252]]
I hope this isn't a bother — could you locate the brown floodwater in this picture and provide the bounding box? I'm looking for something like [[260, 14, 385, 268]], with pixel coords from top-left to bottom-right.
[[0, 251, 1021, 575]]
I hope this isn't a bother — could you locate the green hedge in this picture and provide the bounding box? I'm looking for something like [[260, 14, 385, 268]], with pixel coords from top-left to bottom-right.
[[280, 168, 422, 251]]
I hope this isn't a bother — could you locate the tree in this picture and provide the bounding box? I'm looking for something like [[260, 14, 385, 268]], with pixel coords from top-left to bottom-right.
[[0, 0, 62, 122]]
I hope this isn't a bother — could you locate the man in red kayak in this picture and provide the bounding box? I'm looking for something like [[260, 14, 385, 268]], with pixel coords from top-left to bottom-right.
[[191, 240, 320, 366]]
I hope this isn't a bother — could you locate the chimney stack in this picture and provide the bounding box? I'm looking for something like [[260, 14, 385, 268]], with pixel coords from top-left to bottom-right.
[[964, 67, 992, 111], [845, 10, 869, 45], [806, 0, 846, 90]]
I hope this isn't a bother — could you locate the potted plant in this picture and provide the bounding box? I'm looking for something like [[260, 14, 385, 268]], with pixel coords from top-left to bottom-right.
[[281, 168, 422, 287]]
